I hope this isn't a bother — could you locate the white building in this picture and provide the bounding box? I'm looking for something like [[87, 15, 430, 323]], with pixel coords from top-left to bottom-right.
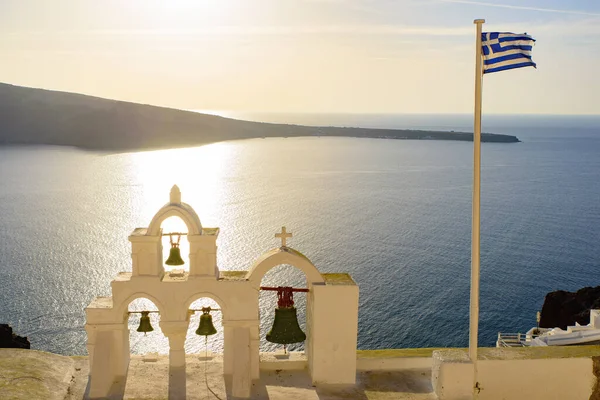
[[85, 185, 359, 399]]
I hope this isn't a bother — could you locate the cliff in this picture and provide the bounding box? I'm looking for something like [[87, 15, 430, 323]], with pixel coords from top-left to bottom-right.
[[539, 286, 600, 329], [0, 324, 30, 349], [0, 82, 520, 151]]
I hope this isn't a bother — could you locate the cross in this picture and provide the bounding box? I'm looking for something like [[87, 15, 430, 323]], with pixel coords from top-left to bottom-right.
[[275, 226, 292, 248]]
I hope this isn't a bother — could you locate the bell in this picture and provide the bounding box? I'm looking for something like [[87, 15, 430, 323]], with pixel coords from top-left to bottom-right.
[[266, 287, 307, 345], [165, 247, 184, 266], [136, 311, 154, 335], [266, 306, 306, 344], [195, 307, 217, 336], [165, 234, 184, 266]]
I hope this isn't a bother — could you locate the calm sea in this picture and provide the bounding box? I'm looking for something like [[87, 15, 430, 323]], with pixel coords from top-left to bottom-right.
[[0, 113, 598, 356]]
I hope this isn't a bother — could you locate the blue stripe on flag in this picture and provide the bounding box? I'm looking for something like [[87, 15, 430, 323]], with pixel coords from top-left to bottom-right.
[[485, 61, 536, 74], [498, 35, 535, 43], [484, 52, 532, 66], [481, 33, 536, 44]]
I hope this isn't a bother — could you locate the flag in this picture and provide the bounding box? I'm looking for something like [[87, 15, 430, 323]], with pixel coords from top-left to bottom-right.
[[481, 32, 536, 74], [469, 21, 537, 395]]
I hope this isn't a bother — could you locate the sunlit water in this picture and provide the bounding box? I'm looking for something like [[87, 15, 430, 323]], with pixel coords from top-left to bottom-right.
[[0, 114, 599, 356]]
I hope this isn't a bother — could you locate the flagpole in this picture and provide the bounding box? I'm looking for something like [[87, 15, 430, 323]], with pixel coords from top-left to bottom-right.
[[470, 18, 485, 396]]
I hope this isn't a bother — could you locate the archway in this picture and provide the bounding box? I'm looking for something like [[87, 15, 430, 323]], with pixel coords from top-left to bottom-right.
[[126, 297, 168, 355], [160, 216, 190, 272], [146, 185, 202, 237], [182, 295, 228, 399], [184, 297, 224, 357], [247, 247, 327, 381], [123, 296, 170, 399], [259, 264, 308, 353], [247, 248, 325, 288]]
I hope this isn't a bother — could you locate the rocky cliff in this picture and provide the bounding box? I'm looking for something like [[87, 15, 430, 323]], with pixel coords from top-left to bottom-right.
[[0, 324, 31, 349], [539, 286, 600, 329]]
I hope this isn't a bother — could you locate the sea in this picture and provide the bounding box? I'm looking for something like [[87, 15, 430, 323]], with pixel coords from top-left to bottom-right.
[[0, 113, 598, 356]]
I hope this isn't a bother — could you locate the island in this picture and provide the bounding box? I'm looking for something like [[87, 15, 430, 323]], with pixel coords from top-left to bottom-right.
[[0, 82, 520, 152]]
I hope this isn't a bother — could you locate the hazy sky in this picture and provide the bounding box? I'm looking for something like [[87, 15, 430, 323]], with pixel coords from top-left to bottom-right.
[[1, 0, 599, 114]]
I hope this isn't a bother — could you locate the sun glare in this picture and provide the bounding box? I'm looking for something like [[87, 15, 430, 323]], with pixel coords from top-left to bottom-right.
[[130, 142, 237, 227], [165, 0, 231, 14], [135, 0, 234, 27]]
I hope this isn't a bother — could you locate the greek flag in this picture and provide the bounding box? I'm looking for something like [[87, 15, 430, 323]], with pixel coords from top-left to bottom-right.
[[481, 32, 536, 74]]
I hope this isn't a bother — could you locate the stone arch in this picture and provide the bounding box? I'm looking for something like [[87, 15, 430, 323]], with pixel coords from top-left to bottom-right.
[[182, 292, 229, 322], [122, 294, 171, 359], [183, 294, 228, 356], [247, 248, 325, 288], [118, 292, 167, 320], [147, 203, 202, 236]]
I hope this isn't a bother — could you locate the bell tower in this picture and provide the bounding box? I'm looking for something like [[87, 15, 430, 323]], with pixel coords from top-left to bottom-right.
[[132, 185, 219, 278], [85, 185, 359, 399]]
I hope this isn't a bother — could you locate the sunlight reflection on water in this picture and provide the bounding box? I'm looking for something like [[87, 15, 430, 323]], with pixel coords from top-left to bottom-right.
[[129, 143, 235, 227], [123, 143, 306, 353]]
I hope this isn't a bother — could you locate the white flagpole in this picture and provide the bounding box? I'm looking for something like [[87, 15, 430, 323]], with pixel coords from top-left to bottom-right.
[[470, 18, 485, 396]]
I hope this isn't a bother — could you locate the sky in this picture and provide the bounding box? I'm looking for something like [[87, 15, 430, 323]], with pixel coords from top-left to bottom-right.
[[1, 0, 599, 114]]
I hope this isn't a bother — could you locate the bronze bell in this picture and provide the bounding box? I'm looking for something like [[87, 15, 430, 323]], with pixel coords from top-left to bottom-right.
[[266, 307, 306, 344], [196, 307, 217, 336], [137, 311, 154, 335], [165, 234, 184, 266], [266, 288, 306, 345]]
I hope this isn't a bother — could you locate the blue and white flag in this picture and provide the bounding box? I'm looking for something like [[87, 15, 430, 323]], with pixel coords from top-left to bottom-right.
[[481, 32, 536, 74]]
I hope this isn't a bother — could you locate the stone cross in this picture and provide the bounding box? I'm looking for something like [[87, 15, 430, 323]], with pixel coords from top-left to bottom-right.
[[275, 226, 292, 248]]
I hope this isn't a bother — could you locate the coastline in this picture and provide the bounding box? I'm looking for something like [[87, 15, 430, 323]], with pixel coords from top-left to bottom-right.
[[0, 82, 520, 153], [0, 130, 521, 154]]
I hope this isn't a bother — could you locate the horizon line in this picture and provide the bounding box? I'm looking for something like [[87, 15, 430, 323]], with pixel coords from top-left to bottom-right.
[[186, 109, 600, 117]]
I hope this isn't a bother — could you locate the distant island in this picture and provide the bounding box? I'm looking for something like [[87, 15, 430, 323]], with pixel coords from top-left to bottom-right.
[[0, 83, 519, 151]]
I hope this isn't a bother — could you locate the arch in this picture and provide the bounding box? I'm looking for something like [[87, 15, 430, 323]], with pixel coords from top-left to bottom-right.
[[183, 295, 227, 356], [117, 292, 167, 319], [147, 203, 202, 236], [182, 292, 229, 321], [123, 294, 170, 358], [248, 247, 325, 288]]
